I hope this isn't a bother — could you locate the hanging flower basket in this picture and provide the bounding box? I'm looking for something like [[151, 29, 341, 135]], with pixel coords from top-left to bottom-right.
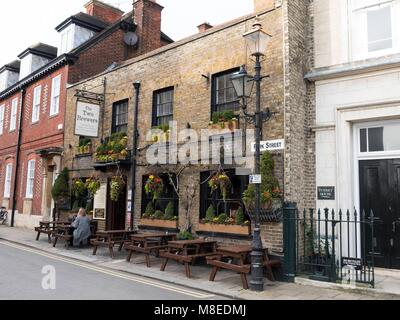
[[144, 175, 164, 201], [110, 176, 125, 202], [208, 171, 232, 201]]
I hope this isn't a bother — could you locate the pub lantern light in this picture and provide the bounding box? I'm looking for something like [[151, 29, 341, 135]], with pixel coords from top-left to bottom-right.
[[231, 66, 254, 99], [243, 16, 272, 56]]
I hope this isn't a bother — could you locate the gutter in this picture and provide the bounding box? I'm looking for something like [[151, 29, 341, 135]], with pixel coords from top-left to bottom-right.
[[130, 81, 141, 230], [10, 89, 26, 227]]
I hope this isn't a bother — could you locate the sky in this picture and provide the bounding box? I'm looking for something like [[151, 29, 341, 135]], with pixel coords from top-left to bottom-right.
[[0, 0, 254, 67]]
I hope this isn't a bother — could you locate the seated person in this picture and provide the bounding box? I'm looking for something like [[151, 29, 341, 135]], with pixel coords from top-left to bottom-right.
[[71, 208, 91, 247]]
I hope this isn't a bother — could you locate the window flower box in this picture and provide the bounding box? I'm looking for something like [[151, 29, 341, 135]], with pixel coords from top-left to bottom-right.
[[139, 218, 178, 229], [208, 119, 238, 131], [197, 222, 251, 235]]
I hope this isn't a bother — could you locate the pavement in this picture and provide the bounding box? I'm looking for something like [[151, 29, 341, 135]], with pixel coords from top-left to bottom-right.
[[1, 225, 399, 300]]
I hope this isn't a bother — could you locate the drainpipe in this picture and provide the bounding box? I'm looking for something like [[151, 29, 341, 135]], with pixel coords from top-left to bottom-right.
[[130, 81, 141, 230], [10, 88, 25, 227]]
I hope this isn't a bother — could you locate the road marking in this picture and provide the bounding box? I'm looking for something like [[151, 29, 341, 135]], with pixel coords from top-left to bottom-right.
[[0, 241, 215, 299]]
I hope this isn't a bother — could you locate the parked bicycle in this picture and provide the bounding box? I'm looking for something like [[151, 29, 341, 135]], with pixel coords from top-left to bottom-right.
[[0, 207, 7, 225]]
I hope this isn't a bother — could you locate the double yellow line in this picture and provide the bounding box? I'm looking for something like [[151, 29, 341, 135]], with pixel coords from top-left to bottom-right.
[[0, 240, 215, 299]]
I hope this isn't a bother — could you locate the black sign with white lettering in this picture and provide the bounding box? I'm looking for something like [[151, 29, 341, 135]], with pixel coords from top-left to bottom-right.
[[317, 186, 335, 200], [341, 257, 362, 271]]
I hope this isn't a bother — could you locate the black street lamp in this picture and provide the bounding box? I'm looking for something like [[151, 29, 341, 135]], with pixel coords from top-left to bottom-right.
[[231, 17, 273, 292]]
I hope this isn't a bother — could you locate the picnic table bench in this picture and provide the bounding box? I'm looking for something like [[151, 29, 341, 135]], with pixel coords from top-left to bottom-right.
[[35, 221, 69, 243], [91, 230, 137, 258], [206, 245, 281, 289], [125, 232, 177, 267], [52, 221, 98, 249], [159, 239, 217, 278]]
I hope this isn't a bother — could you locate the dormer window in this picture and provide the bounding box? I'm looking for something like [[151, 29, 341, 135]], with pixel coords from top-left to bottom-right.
[[17, 44, 57, 80], [59, 26, 74, 55]]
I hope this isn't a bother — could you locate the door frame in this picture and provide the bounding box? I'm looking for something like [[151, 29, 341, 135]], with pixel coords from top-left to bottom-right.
[[352, 120, 400, 218]]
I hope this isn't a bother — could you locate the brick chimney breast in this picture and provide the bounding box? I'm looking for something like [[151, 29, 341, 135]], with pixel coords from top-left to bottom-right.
[[254, 0, 275, 12], [197, 22, 213, 33], [133, 0, 164, 54], [84, 0, 124, 24]]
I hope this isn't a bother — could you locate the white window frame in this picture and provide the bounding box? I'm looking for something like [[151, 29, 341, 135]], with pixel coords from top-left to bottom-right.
[[0, 104, 5, 135], [350, 0, 400, 61], [4, 163, 13, 198], [25, 159, 36, 199], [354, 119, 400, 160], [32, 85, 41, 123], [50, 75, 61, 116], [10, 98, 18, 131]]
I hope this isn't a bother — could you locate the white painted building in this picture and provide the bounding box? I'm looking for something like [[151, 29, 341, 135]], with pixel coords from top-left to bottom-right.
[[308, 0, 400, 269]]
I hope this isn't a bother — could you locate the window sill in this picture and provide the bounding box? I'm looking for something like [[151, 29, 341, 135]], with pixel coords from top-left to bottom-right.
[[197, 222, 251, 236]]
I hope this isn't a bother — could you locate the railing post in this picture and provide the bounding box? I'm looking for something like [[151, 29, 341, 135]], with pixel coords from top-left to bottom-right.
[[283, 202, 297, 282]]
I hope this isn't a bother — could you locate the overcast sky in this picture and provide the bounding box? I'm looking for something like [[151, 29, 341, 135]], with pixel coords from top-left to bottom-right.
[[0, 0, 254, 67]]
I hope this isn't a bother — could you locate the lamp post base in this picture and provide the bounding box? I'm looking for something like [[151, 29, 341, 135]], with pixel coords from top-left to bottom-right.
[[250, 227, 264, 292]]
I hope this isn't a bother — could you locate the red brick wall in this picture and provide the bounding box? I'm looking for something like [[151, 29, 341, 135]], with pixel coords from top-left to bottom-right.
[[85, 1, 123, 24], [0, 66, 68, 215]]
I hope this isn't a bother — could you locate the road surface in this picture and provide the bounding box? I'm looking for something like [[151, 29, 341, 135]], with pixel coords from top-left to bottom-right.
[[0, 240, 225, 300]]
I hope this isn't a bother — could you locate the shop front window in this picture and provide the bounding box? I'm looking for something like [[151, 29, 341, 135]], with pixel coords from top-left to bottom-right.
[[199, 169, 248, 220]]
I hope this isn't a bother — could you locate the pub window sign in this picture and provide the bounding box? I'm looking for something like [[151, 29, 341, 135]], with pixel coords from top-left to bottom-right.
[[74, 101, 100, 138], [317, 186, 335, 200]]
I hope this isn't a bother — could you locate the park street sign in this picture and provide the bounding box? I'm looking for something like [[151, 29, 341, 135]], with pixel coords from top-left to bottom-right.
[[251, 139, 285, 152]]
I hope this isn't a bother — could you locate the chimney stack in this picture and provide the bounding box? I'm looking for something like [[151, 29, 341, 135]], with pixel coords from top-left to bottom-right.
[[84, 0, 124, 24], [133, 0, 163, 54], [254, 0, 275, 13], [197, 22, 213, 33]]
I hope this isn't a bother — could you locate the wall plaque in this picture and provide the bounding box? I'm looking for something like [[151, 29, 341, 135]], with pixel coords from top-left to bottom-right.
[[317, 186, 335, 200]]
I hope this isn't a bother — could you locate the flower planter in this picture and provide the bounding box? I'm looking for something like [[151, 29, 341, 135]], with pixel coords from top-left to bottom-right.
[[139, 218, 178, 229], [197, 222, 251, 235], [208, 119, 239, 131]]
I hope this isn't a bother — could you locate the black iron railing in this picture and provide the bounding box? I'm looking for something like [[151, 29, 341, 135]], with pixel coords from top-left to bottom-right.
[[283, 204, 376, 288]]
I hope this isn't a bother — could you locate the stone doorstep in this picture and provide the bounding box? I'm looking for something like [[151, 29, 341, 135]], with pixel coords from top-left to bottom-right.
[[294, 276, 400, 298]]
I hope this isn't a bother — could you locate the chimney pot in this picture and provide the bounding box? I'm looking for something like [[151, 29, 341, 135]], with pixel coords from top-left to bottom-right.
[[197, 22, 213, 33]]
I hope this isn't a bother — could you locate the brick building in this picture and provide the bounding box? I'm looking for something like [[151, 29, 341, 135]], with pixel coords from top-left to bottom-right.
[[0, 0, 172, 228], [63, 0, 314, 253]]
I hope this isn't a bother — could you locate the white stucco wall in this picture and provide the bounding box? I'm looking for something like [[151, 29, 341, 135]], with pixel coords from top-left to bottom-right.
[[315, 68, 400, 211]]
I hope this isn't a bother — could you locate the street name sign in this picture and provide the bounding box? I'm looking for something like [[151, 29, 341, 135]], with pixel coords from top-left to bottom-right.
[[251, 139, 285, 152]]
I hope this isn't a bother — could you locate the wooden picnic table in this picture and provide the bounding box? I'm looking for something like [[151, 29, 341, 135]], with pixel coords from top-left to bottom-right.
[[159, 239, 217, 278], [206, 245, 281, 289], [35, 221, 70, 243], [52, 224, 73, 249], [91, 230, 137, 258], [125, 232, 177, 267]]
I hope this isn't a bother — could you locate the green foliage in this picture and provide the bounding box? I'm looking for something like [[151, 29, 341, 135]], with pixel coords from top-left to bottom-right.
[[51, 168, 70, 200], [95, 132, 128, 163], [217, 213, 228, 224], [110, 176, 125, 202], [79, 137, 91, 147], [153, 210, 164, 220], [145, 202, 155, 215], [236, 207, 245, 225], [152, 124, 170, 132], [211, 110, 236, 124], [165, 201, 175, 220], [177, 231, 195, 240], [205, 205, 216, 223]]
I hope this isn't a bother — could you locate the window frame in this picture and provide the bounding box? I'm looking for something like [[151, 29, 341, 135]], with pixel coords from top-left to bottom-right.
[[211, 67, 240, 118], [4, 163, 13, 198], [32, 85, 42, 123], [152, 87, 174, 127], [50, 75, 61, 116], [141, 174, 179, 218], [25, 159, 36, 199], [199, 169, 249, 221], [355, 119, 400, 159], [111, 99, 129, 134], [350, 0, 400, 61], [0, 104, 5, 135], [9, 98, 18, 132]]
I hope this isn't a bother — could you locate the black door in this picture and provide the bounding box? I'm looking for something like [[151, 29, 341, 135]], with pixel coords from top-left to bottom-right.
[[106, 177, 127, 231], [359, 159, 400, 269]]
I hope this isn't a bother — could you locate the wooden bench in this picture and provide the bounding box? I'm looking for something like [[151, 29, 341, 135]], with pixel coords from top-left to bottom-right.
[[126, 243, 168, 267], [91, 230, 137, 258], [35, 226, 54, 243], [52, 225, 73, 249]]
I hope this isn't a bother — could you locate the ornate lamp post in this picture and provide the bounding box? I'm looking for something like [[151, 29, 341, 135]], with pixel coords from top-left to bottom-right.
[[231, 17, 273, 292]]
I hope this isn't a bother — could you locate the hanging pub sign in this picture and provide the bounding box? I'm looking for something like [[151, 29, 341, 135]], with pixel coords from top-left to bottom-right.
[[74, 101, 100, 137], [317, 186, 335, 200]]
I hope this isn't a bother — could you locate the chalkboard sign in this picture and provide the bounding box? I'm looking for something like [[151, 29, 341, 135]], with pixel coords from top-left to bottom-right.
[[317, 186, 335, 200]]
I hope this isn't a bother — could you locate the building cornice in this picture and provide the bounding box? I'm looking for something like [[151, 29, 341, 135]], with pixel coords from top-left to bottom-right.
[[0, 54, 77, 100], [305, 54, 400, 82]]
